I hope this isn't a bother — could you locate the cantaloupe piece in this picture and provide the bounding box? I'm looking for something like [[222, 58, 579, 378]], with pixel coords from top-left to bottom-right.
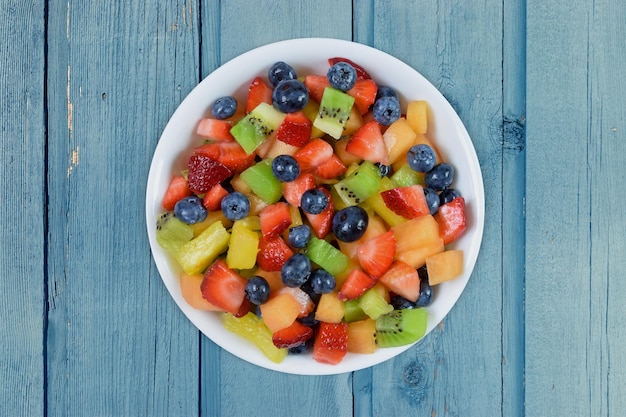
[[259, 292, 301, 332], [406, 100, 429, 134], [315, 292, 346, 324], [425, 250, 464, 285], [347, 319, 377, 354], [382, 117, 417, 164], [179, 272, 222, 311]]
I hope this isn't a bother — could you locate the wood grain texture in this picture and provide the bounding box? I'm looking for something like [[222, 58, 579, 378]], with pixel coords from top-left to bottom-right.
[[0, 2, 46, 416], [45, 1, 201, 415], [525, 0, 626, 416], [361, 1, 506, 415]]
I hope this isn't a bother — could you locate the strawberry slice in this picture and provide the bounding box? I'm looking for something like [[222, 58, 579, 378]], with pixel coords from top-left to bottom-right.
[[162, 175, 192, 211], [303, 187, 334, 239], [314, 154, 346, 180], [328, 57, 371, 80], [380, 185, 430, 219], [259, 202, 292, 240], [347, 79, 378, 115], [303, 75, 330, 103], [357, 230, 396, 278], [200, 259, 247, 315], [246, 76, 273, 113], [293, 138, 334, 172], [276, 111, 312, 147], [196, 118, 235, 142], [194, 141, 256, 174], [276, 287, 315, 318], [338, 269, 377, 301], [434, 196, 466, 245], [282, 173, 316, 207], [345, 121, 389, 165], [379, 260, 421, 302], [313, 322, 348, 365], [272, 320, 314, 349], [202, 183, 229, 211], [187, 154, 232, 194], [256, 236, 294, 272]]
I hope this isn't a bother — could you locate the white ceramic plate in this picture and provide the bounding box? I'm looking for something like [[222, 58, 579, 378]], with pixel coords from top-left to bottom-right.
[[146, 38, 484, 375]]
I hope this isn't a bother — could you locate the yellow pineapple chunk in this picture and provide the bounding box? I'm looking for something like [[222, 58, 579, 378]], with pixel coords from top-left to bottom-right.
[[425, 250, 464, 285], [315, 292, 346, 323], [176, 221, 230, 275], [226, 220, 260, 270], [190, 211, 233, 237], [383, 117, 417, 164], [406, 100, 429, 134]]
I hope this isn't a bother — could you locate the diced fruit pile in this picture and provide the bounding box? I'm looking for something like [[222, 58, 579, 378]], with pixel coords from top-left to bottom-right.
[[156, 57, 468, 365]]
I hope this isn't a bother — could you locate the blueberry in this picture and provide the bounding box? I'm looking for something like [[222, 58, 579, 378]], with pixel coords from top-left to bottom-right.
[[272, 79, 309, 113], [439, 188, 461, 205], [376, 85, 399, 102], [423, 187, 440, 215], [415, 277, 433, 307], [174, 196, 207, 224], [407, 144, 436, 173], [375, 162, 392, 177], [299, 278, 321, 305], [390, 295, 417, 310], [310, 268, 336, 294], [301, 188, 329, 215], [245, 276, 271, 305], [424, 163, 455, 191], [211, 96, 237, 120], [268, 61, 297, 86], [327, 62, 357, 91], [281, 253, 312, 287], [331, 206, 369, 242], [220, 191, 250, 221], [372, 96, 401, 126], [288, 337, 314, 354], [271, 154, 300, 182], [288, 224, 311, 249]]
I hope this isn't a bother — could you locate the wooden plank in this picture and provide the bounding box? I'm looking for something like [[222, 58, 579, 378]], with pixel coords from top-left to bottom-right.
[[0, 2, 46, 416], [45, 1, 201, 415], [525, 0, 626, 415], [360, 1, 506, 415], [199, 2, 355, 416]]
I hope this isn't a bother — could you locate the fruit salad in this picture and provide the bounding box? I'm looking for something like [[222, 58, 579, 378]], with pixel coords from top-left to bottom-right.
[[155, 57, 467, 365]]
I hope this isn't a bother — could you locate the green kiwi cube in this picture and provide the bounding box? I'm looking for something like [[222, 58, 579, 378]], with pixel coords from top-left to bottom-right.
[[313, 87, 355, 139], [230, 102, 285, 154], [333, 160, 381, 206], [375, 308, 428, 348], [155, 212, 194, 256], [240, 159, 283, 204], [305, 237, 349, 277]]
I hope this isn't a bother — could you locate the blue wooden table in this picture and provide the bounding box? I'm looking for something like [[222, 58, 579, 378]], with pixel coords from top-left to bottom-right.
[[2, 1, 625, 416]]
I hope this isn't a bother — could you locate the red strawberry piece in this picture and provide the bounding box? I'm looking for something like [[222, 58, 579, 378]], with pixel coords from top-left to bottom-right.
[[380, 185, 430, 219], [357, 230, 396, 278], [187, 154, 232, 194], [200, 259, 247, 315], [246, 76, 273, 113], [256, 236, 294, 272], [303, 187, 334, 239], [434, 196, 467, 245], [194, 141, 256, 174], [282, 173, 316, 207], [276, 111, 312, 147], [196, 118, 235, 141], [272, 320, 314, 349], [259, 202, 293, 240], [276, 287, 315, 318], [162, 175, 193, 211], [303, 75, 330, 103], [345, 120, 389, 165], [293, 138, 334, 172], [328, 57, 371, 80], [379, 260, 421, 302], [338, 269, 377, 301], [234, 298, 252, 318], [202, 183, 229, 211], [313, 322, 348, 365], [347, 79, 378, 115], [314, 154, 346, 180]]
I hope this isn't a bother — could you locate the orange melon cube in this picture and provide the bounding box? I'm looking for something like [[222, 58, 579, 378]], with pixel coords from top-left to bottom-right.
[[425, 250, 464, 285], [392, 215, 445, 268], [315, 292, 346, 324], [382, 117, 417, 164], [260, 292, 301, 332], [347, 319, 377, 354], [179, 272, 223, 311], [396, 237, 445, 269]]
